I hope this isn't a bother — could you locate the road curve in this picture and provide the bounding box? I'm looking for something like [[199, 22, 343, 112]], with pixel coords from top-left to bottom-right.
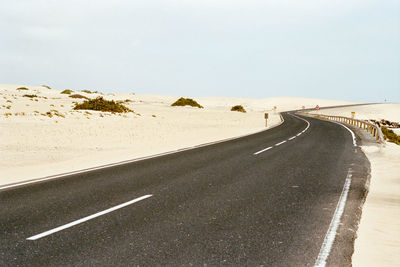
[[0, 113, 369, 266]]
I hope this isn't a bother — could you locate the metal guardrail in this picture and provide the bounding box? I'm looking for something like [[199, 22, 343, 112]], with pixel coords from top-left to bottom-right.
[[298, 112, 385, 144]]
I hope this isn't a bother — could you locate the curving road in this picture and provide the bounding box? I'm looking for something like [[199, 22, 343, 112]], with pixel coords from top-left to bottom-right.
[[0, 113, 369, 266]]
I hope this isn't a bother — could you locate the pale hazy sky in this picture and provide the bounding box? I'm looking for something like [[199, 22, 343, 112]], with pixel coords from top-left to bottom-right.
[[1, 0, 399, 102]]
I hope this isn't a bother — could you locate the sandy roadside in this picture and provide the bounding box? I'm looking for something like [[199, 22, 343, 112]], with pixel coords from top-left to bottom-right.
[[0, 84, 355, 186], [0, 85, 273, 185], [311, 104, 400, 266]]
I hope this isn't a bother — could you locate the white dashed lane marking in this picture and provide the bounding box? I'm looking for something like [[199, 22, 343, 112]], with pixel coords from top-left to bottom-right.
[[27, 195, 153, 240], [253, 146, 273, 155], [275, 140, 287, 146], [254, 114, 311, 155]]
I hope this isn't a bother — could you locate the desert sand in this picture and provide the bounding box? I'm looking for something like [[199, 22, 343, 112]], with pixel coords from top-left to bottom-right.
[[2, 84, 398, 265], [0, 84, 354, 186], [310, 104, 400, 266], [312, 103, 400, 122]]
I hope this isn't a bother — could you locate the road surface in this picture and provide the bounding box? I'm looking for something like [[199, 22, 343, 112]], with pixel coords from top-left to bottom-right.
[[0, 113, 369, 266]]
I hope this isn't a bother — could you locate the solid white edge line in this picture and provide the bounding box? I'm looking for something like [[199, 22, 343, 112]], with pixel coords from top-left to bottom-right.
[[290, 113, 311, 133], [254, 146, 273, 155], [329, 121, 357, 147], [1, 114, 287, 191], [288, 136, 296, 140], [27, 194, 152, 240], [275, 140, 287, 146], [314, 171, 352, 267], [299, 113, 357, 147]]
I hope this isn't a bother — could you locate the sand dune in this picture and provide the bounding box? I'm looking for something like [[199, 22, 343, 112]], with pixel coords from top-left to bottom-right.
[[310, 103, 400, 122]]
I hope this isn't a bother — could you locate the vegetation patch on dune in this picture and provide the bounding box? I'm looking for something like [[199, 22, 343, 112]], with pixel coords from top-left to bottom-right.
[[61, 89, 73, 94], [381, 126, 400, 145], [73, 97, 133, 113], [231, 105, 246, 113], [23, 94, 37, 98], [42, 85, 51, 89], [69, 94, 89, 99], [171, 97, 203, 108], [80, 89, 102, 94], [17, 87, 29, 91]]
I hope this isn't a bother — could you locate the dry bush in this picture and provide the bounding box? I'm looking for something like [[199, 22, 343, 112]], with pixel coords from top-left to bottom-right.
[[61, 89, 73, 94], [69, 94, 89, 99], [381, 126, 400, 145], [23, 94, 37, 98], [171, 97, 203, 108], [73, 97, 133, 113], [231, 105, 246, 113]]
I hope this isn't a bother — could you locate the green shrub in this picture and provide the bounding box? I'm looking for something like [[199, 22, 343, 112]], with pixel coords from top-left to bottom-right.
[[381, 126, 400, 145], [73, 97, 133, 113], [17, 87, 29, 91], [81, 90, 92, 94], [61, 89, 73, 94], [69, 94, 89, 99], [171, 97, 203, 108], [23, 94, 37, 98], [42, 85, 51, 89], [231, 105, 246, 113]]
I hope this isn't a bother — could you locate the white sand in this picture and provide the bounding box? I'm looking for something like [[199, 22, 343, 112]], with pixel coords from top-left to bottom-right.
[[0, 84, 354, 186], [2, 84, 398, 264], [353, 143, 400, 266], [309, 104, 400, 266], [310, 103, 400, 122]]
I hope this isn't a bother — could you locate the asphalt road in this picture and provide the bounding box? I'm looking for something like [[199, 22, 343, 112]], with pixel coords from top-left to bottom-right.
[[0, 113, 369, 266]]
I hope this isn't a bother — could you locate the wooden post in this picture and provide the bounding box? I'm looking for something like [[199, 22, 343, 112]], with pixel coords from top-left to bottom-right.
[[265, 113, 268, 127]]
